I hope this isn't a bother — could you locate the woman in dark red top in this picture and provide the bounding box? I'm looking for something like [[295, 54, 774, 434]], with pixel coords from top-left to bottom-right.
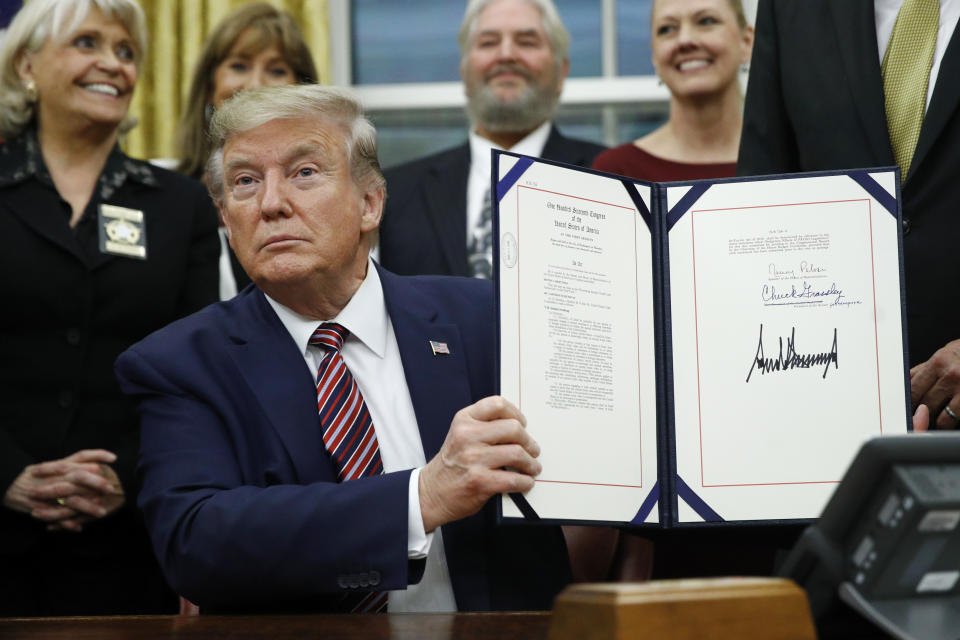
[[588, 0, 781, 585], [593, 0, 753, 182]]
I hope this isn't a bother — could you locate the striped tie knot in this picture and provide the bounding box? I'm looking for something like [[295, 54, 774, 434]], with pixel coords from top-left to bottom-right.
[[309, 322, 383, 483], [309, 322, 348, 352]]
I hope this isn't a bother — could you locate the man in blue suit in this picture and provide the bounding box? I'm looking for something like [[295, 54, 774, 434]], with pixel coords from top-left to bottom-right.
[[115, 84, 570, 613]]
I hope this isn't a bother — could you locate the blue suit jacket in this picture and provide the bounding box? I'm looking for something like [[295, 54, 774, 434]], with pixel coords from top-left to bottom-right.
[[115, 266, 569, 613]]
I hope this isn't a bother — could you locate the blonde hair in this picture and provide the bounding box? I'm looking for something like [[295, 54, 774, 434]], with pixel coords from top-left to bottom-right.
[[0, 0, 147, 139], [727, 0, 748, 29], [176, 2, 317, 179], [651, 0, 748, 29], [205, 85, 384, 206]]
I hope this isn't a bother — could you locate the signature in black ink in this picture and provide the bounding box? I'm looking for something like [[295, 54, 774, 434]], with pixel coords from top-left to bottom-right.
[[762, 281, 842, 305], [745, 325, 839, 382]]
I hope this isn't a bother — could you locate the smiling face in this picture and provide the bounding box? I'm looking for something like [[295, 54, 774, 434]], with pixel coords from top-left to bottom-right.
[[210, 28, 296, 109], [17, 6, 138, 134], [219, 116, 383, 305], [650, 0, 752, 101], [461, 0, 567, 134]]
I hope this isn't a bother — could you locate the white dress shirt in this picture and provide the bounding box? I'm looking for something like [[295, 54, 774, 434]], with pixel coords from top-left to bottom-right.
[[264, 259, 457, 612], [217, 228, 238, 301], [875, 0, 960, 110], [466, 119, 553, 244]]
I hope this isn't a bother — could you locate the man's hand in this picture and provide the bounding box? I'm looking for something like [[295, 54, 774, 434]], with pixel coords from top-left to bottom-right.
[[419, 396, 540, 532], [3, 449, 125, 532], [912, 403, 930, 432], [911, 339, 960, 429]]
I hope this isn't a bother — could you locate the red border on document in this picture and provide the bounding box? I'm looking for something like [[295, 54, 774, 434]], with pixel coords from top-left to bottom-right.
[[515, 185, 645, 489], [688, 198, 882, 488]]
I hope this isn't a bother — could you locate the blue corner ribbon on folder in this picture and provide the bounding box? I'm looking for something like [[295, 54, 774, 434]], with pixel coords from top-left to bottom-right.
[[667, 184, 711, 230], [507, 491, 540, 520], [621, 181, 652, 231], [496, 156, 535, 202], [630, 481, 660, 524], [848, 172, 898, 218], [675, 475, 724, 522]]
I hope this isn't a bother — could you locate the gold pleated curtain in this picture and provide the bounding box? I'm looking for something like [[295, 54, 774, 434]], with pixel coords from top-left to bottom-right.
[[125, 0, 330, 161]]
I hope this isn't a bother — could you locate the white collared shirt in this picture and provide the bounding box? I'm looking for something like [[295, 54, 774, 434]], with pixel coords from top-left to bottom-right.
[[265, 260, 457, 612], [875, 0, 960, 110], [466, 120, 553, 244]]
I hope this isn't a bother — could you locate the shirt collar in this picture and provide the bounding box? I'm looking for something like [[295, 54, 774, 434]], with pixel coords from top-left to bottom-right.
[[265, 258, 388, 359], [0, 128, 161, 197], [468, 119, 553, 179], [0, 129, 51, 189]]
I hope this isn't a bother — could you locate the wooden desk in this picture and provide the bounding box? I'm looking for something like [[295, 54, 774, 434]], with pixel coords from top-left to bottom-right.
[[0, 612, 552, 639]]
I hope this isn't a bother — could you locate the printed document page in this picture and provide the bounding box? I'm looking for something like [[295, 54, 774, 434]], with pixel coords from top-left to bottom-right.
[[497, 157, 659, 523], [666, 173, 907, 522]]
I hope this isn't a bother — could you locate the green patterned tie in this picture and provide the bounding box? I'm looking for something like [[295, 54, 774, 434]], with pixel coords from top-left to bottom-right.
[[882, 0, 939, 181]]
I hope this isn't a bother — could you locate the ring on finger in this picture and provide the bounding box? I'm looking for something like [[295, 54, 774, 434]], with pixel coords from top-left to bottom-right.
[[945, 405, 960, 422], [55, 497, 66, 506]]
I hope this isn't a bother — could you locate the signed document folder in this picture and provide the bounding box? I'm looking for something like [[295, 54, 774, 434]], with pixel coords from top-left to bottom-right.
[[493, 151, 910, 528]]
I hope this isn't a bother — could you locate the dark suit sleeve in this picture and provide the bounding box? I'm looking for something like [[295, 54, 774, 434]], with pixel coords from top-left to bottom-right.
[[175, 185, 221, 315], [116, 346, 413, 610], [0, 431, 34, 499], [737, 0, 801, 176]]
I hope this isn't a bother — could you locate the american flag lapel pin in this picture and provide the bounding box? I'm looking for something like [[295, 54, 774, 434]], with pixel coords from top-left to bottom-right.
[[429, 340, 450, 356]]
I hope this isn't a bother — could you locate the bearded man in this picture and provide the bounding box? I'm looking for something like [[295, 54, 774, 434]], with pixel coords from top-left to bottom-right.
[[378, 0, 605, 279]]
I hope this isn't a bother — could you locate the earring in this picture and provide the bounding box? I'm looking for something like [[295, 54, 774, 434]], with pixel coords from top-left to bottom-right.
[[24, 79, 37, 103], [204, 103, 215, 125], [739, 63, 750, 74]]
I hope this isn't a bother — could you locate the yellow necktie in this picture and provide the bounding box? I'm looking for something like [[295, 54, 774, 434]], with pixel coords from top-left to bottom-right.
[[882, 0, 939, 180]]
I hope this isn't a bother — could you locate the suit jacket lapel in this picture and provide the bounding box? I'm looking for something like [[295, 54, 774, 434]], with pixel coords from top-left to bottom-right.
[[422, 146, 470, 277], [540, 126, 586, 164], [828, 0, 892, 164], [226, 289, 328, 483], [910, 18, 960, 183], [377, 266, 491, 607], [377, 266, 474, 461]]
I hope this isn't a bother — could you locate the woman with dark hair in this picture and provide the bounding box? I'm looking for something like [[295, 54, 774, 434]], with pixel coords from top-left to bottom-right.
[[0, 0, 219, 615], [175, 3, 317, 297], [176, 3, 317, 180]]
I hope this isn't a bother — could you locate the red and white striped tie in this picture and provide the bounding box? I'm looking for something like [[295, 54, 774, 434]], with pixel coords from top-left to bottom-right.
[[309, 323, 388, 613]]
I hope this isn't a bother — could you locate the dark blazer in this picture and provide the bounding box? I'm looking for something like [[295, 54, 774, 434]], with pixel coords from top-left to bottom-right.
[[380, 125, 605, 276], [738, 0, 960, 366], [115, 266, 570, 613], [0, 138, 220, 614]]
